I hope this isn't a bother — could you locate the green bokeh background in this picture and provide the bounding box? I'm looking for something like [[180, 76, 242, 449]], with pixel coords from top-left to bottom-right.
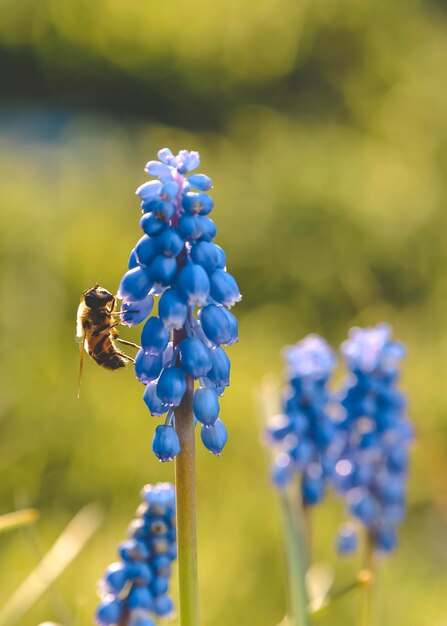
[[1, 1, 446, 624]]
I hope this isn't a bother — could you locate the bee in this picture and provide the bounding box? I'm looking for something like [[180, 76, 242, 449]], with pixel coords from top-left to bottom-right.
[[76, 284, 139, 397]]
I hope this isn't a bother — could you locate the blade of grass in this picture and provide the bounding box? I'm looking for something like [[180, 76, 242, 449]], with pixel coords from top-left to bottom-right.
[[0, 503, 103, 626], [23, 513, 74, 625], [275, 618, 291, 626], [309, 570, 373, 617], [306, 563, 333, 614], [0, 508, 39, 533]]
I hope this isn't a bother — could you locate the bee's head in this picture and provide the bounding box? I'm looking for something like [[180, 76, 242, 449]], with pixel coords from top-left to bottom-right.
[[83, 285, 114, 309]]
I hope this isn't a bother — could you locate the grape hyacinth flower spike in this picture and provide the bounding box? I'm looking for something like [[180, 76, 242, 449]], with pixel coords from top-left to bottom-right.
[[117, 148, 241, 460], [334, 324, 412, 556], [264, 335, 338, 626], [116, 148, 241, 626], [95, 483, 176, 626], [266, 334, 338, 506]]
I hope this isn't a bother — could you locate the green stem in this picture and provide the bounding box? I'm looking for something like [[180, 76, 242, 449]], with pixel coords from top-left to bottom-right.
[[280, 487, 310, 626], [174, 328, 199, 626], [301, 504, 312, 562], [359, 532, 374, 626]]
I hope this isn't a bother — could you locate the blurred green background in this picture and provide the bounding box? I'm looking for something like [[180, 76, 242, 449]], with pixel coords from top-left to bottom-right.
[[1, 0, 447, 624]]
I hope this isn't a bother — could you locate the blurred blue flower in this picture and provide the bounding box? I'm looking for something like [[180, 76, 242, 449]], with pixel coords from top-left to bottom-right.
[[117, 149, 241, 460], [267, 325, 412, 556], [335, 323, 412, 555], [266, 335, 338, 505], [335, 522, 358, 555], [95, 483, 176, 626]]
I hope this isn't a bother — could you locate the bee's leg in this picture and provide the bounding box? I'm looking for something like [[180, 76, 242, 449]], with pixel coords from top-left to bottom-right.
[[110, 310, 139, 316], [116, 338, 141, 350], [94, 323, 120, 337], [77, 334, 86, 399], [116, 350, 135, 363]]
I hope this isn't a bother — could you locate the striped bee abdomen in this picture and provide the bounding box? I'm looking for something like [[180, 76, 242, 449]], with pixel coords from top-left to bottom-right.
[[91, 335, 127, 370]]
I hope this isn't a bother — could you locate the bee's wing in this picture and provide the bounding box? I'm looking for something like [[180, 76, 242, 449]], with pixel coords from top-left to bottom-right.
[[76, 302, 86, 339], [77, 332, 86, 399]]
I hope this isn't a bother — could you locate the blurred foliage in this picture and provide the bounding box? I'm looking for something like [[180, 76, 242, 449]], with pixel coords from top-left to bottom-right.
[[0, 0, 447, 625]]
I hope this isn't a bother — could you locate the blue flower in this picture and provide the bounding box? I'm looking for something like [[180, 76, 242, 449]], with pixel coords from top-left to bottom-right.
[[141, 317, 170, 355], [266, 335, 338, 503], [143, 382, 169, 416], [178, 263, 210, 306], [96, 483, 176, 625], [149, 255, 177, 286], [153, 595, 174, 616], [120, 294, 154, 327], [200, 304, 238, 346], [283, 334, 336, 379], [117, 149, 240, 460], [182, 192, 214, 215], [207, 347, 231, 387], [190, 241, 226, 272], [193, 387, 220, 426], [152, 425, 181, 462], [158, 288, 188, 330], [118, 267, 153, 301], [301, 464, 325, 505], [103, 562, 129, 593], [335, 324, 412, 555], [341, 323, 405, 374], [128, 586, 153, 610], [179, 337, 212, 378], [209, 269, 242, 307], [135, 350, 163, 384], [135, 235, 159, 267], [336, 522, 358, 555], [267, 325, 412, 556], [95, 597, 123, 626], [156, 367, 187, 406], [200, 418, 228, 455]]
